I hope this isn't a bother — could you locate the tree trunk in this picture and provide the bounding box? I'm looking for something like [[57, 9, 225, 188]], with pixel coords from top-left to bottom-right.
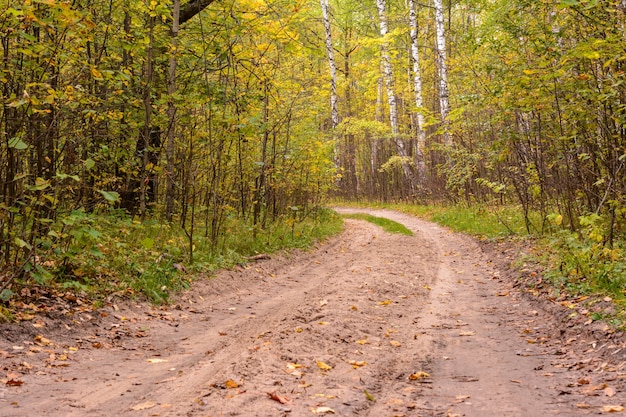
[[375, 0, 416, 191], [433, 0, 451, 146], [165, 0, 180, 222], [140, 15, 155, 219], [320, 0, 339, 129], [409, 0, 427, 185]]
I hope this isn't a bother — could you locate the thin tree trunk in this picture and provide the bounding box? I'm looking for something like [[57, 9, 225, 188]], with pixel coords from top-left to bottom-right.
[[140, 16, 155, 219], [375, 0, 416, 191], [320, 0, 338, 129], [434, 0, 451, 146], [166, 0, 180, 222], [409, 0, 427, 185]]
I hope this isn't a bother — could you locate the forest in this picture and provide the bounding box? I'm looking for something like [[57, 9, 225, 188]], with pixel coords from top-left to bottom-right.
[[1, 0, 626, 310]]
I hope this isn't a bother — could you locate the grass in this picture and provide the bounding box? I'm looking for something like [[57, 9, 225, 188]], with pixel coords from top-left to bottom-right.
[[3, 207, 343, 309], [341, 213, 413, 235]]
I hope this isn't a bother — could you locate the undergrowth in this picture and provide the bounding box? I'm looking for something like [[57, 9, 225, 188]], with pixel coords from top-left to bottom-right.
[[0, 207, 342, 313]]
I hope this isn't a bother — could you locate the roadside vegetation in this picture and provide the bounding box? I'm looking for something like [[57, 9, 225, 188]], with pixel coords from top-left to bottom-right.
[[0, 207, 342, 321]]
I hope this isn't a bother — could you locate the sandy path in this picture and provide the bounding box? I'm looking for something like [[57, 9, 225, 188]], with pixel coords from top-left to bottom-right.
[[1, 208, 624, 416]]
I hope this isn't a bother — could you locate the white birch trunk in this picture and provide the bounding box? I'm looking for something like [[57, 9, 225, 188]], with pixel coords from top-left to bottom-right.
[[434, 0, 451, 146], [375, 0, 415, 190], [320, 0, 339, 129], [409, 0, 427, 184]]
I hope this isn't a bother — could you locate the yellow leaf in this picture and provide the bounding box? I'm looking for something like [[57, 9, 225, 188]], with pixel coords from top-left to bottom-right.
[[459, 331, 475, 336], [91, 67, 103, 79], [409, 371, 430, 380], [311, 406, 335, 414], [357, 339, 369, 345], [316, 361, 332, 371], [348, 360, 367, 368], [225, 379, 240, 389], [378, 300, 392, 306], [602, 405, 624, 413], [389, 340, 402, 347], [34, 335, 52, 346], [146, 358, 168, 363], [287, 363, 304, 369], [130, 401, 156, 411]]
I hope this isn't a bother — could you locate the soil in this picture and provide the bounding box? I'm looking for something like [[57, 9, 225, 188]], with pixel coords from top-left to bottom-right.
[[1, 208, 625, 417]]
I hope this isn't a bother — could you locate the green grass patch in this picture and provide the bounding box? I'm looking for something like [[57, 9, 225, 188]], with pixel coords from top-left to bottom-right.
[[341, 213, 413, 236]]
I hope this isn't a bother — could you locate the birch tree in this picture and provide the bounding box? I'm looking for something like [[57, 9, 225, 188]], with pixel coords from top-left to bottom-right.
[[320, 0, 339, 129], [409, 0, 427, 184], [375, 0, 416, 190], [433, 0, 451, 146]]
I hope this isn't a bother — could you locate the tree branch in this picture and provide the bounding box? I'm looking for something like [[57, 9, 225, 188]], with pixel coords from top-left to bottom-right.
[[180, 0, 217, 25]]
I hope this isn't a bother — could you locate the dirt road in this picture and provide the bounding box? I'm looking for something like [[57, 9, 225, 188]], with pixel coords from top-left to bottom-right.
[[1, 208, 625, 416]]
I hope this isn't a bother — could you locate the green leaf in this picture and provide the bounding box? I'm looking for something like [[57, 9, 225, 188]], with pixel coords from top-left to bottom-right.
[[0, 289, 13, 302], [56, 172, 80, 182], [84, 158, 96, 171], [15, 237, 32, 250], [98, 190, 120, 204], [8, 137, 28, 150], [141, 237, 155, 249]]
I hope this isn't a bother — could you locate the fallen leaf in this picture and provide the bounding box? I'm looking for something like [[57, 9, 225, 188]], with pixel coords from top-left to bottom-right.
[[146, 358, 168, 363], [224, 379, 240, 389], [576, 403, 591, 409], [459, 331, 475, 336], [316, 361, 332, 371], [320, 299, 328, 307], [378, 300, 392, 306], [389, 340, 402, 347], [348, 360, 367, 368], [601, 405, 624, 413], [409, 371, 430, 381], [267, 391, 290, 404], [356, 339, 369, 345], [287, 363, 304, 369], [34, 335, 52, 346], [311, 406, 335, 414], [364, 389, 375, 402], [6, 379, 24, 386], [130, 401, 156, 410]]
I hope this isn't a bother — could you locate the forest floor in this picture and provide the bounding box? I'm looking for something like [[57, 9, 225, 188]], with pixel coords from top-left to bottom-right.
[[1, 208, 625, 417]]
